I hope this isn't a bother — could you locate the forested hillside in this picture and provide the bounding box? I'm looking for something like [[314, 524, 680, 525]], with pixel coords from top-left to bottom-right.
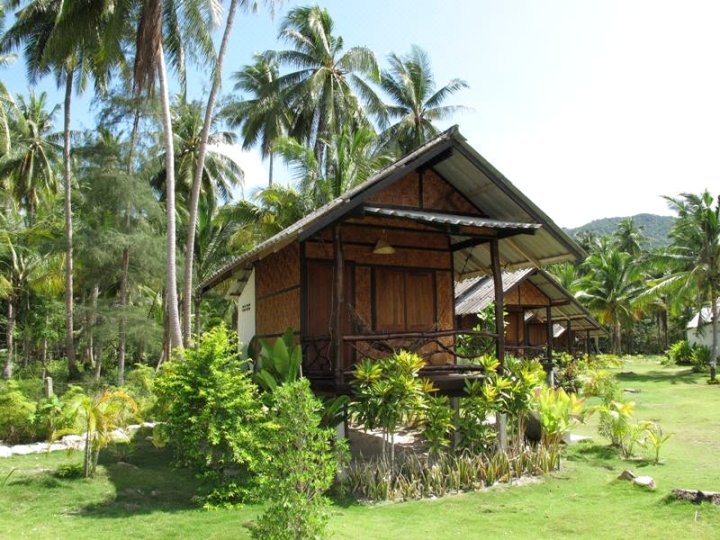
[[566, 213, 675, 249]]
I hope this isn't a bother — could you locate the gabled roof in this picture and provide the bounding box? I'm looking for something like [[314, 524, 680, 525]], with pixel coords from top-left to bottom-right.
[[687, 300, 720, 329], [199, 126, 584, 294], [455, 268, 606, 336]]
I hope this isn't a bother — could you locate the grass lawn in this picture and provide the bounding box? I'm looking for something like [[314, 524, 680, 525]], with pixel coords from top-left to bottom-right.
[[2, 357, 719, 539]]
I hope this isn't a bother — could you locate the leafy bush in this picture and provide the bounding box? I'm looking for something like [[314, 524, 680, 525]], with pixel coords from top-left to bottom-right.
[[250, 379, 340, 540], [667, 340, 694, 365], [56, 389, 139, 477], [350, 351, 429, 462], [125, 363, 157, 420], [596, 399, 644, 457], [154, 325, 266, 505], [642, 422, 672, 464], [32, 386, 85, 441], [691, 345, 710, 373], [423, 395, 455, 456], [534, 387, 585, 450], [0, 382, 37, 443], [581, 368, 620, 401]]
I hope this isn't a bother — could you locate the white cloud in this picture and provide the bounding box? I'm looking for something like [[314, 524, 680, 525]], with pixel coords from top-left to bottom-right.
[[211, 144, 269, 201]]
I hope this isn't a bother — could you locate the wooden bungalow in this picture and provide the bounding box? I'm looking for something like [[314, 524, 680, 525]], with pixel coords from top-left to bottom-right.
[[199, 127, 584, 395], [455, 268, 606, 361]]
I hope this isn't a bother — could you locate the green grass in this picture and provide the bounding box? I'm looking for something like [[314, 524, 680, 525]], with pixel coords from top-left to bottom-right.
[[1, 357, 719, 539]]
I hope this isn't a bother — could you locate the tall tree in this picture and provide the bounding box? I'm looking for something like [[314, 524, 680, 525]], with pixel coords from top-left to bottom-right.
[[275, 5, 381, 163], [1, 0, 121, 378], [0, 92, 61, 222], [577, 240, 644, 354], [614, 218, 646, 257], [131, 0, 219, 351], [649, 192, 720, 380], [378, 45, 468, 155], [224, 50, 289, 186]]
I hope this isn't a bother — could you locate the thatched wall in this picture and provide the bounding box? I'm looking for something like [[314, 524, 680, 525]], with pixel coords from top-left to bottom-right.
[[255, 241, 300, 338]]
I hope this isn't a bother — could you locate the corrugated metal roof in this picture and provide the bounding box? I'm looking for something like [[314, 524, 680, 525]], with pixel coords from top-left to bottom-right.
[[455, 268, 606, 336], [199, 126, 584, 294], [364, 206, 542, 231]]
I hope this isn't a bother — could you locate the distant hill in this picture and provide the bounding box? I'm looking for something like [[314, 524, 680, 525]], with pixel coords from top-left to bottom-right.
[[565, 213, 675, 249]]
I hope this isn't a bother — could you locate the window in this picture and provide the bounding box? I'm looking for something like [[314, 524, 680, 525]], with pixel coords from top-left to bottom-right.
[[374, 268, 435, 332]]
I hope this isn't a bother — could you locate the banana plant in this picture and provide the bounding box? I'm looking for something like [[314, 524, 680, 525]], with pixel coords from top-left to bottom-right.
[[255, 328, 303, 392]]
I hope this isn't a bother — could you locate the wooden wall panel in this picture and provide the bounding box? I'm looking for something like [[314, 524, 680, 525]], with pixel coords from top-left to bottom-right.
[[422, 170, 481, 214], [354, 266, 372, 331], [435, 270, 454, 331], [367, 172, 419, 207], [256, 288, 300, 336], [517, 281, 550, 306], [528, 323, 548, 346], [255, 242, 300, 297], [306, 242, 451, 270], [338, 225, 449, 250]]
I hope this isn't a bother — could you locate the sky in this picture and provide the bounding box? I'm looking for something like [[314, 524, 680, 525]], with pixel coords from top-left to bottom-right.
[[3, 0, 720, 228]]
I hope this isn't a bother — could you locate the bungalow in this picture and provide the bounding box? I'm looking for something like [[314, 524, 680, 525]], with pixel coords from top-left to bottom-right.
[[455, 268, 605, 361], [199, 126, 584, 395], [686, 301, 720, 349]]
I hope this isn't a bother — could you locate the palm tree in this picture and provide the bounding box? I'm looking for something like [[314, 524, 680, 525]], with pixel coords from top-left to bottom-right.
[[577, 240, 644, 354], [131, 0, 219, 351], [274, 126, 390, 208], [150, 99, 243, 213], [0, 92, 61, 222], [224, 51, 289, 186], [1, 0, 123, 378], [378, 45, 468, 156], [0, 199, 63, 378], [614, 218, 646, 257], [649, 192, 720, 380], [274, 5, 382, 163]]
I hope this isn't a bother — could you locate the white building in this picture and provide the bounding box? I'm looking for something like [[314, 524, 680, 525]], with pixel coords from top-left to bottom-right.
[[686, 301, 720, 349]]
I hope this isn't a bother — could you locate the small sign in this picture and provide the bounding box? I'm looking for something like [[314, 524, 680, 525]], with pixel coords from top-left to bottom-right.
[[241, 303, 251, 312]]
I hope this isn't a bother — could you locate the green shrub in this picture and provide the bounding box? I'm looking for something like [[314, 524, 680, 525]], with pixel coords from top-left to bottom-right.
[[125, 364, 157, 420], [250, 379, 340, 540], [32, 388, 84, 441], [254, 328, 302, 393], [154, 325, 266, 506], [667, 340, 694, 365], [423, 395, 455, 456], [350, 351, 429, 463], [0, 382, 37, 443], [534, 387, 585, 450], [691, 345, 710, 373]]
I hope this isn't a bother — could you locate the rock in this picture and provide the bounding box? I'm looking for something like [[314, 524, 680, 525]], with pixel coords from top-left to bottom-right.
[[633, 476, 656, 490], [115, 461, 139, 469], [623, 388, 641, 394], [563, 433, 592, 445], [672, 488, 720, 505], [0, 446, 11, 458], [524, 412, 542, 444], [618, 470, 637, 481]]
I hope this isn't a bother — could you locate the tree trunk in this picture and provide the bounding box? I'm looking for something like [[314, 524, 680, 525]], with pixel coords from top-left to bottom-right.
[[157, 45, 183, 351], [268, 152, 274, 186], [23, 332, 30, 368], [194, 293, 201, 344], [87, 285, 99, 369], [3, 296, 15, 379], [710, 288, 718, 382], [181, 0, 241, 345], [63, 68, 79, 379], [94, 348, 103, 381], [118, 249, 130, 386]]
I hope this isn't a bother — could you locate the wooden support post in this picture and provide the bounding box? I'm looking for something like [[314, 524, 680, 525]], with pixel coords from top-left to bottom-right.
[[490, 239, 507, 450], [586, 329, 591, 355], [333, 225, 344, 388], [546, 306, 554, 386], [567, 318, 573, 355], [450, 397, 461, 450]]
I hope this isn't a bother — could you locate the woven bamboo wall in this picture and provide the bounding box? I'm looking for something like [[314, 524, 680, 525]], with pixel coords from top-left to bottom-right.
[[505, 280, 550, 306], [255, 241, 301, 336], [367, 170, 481, 215]]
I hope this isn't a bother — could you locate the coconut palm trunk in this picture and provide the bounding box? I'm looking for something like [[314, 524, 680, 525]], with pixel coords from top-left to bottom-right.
[[118, 248, 130, 385], [2, 295, 15, 379], [710, 286, 718, 382], [157, 45, 183, 350], [63, 68, 79, 378], [182, 0, 241, 345]]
